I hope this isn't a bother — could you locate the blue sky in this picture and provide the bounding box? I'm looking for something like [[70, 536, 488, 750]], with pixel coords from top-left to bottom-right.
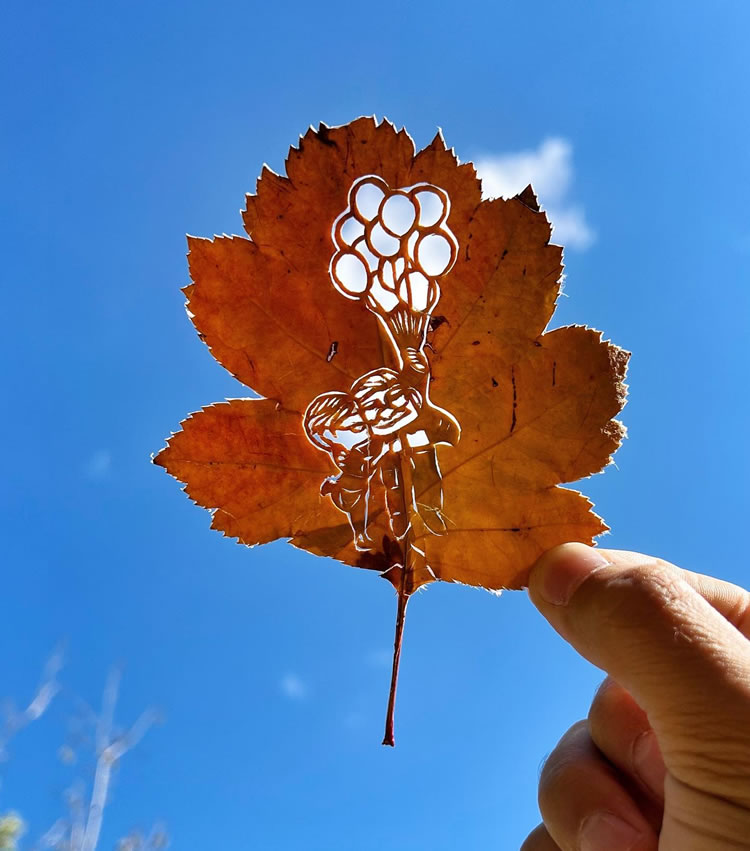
[[1, 0, 749, 847]]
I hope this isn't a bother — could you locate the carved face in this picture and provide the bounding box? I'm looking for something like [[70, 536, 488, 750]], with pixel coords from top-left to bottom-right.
[[351, 370, 421, 437], [303, 392, 368, 451]]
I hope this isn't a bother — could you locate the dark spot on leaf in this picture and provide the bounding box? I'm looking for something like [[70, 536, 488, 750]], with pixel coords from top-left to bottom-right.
[[492, 377, 498, 387], [429, 315, 448, 332], [471, 340, 480, 346]]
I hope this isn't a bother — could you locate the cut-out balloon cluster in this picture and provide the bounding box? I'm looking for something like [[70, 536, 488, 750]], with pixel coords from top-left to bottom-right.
[[330, 175, 458, 315]]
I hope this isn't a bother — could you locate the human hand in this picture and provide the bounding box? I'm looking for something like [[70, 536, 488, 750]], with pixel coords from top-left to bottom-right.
[[521, 544, 750, 850]]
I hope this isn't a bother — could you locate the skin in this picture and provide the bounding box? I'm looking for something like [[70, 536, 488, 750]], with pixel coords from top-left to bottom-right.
[[522, 543, 750, 851]]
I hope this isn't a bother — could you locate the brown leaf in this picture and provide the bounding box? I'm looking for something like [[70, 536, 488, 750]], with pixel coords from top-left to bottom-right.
[[155, 117, 629, 744], [155, 400, 338, 546]]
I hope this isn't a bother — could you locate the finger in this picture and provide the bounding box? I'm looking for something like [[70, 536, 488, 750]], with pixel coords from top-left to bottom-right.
[[588, 678, 666, 809], [527, 545, 750, 724], [538, 720, 658, 850], [601, 549, 750, 638], [528, 544, 750, 801], [520, 823, 561, 850]]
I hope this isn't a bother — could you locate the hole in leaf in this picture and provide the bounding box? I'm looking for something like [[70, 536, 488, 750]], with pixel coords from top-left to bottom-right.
[[353, 180, 385, 221], [369, 223, 400, 257], [339, 215, 365, 246], [414, 188, 446, 227], [333, 252, 368, 295], [380, 193, 416, 236], [416, 233, 452, 277]]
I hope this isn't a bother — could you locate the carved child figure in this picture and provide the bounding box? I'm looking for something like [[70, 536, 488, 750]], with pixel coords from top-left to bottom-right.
[[303, 393, 380, 550]]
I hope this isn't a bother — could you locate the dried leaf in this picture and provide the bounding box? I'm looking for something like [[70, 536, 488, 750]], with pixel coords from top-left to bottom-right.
[[155, 118, 628, 744]]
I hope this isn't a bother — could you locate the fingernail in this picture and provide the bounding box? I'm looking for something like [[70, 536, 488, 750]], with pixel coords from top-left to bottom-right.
[[580, 812, 643, 851], [632, 729, 666, 799], [535, 544, 611, 606]]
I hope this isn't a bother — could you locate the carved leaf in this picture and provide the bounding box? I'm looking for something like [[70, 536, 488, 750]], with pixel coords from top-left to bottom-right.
[[155, 117, 628, 744]]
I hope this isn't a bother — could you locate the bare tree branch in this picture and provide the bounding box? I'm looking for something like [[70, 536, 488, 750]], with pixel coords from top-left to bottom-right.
[[78, 675, 159, 851], [6, 658, 164, 851], [0, 646, 63, 764]]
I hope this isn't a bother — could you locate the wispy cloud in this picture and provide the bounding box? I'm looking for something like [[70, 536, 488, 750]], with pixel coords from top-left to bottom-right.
[[84, 449, 111, 481], [474, 138, 595, 251], [279, 673, 307, 700]]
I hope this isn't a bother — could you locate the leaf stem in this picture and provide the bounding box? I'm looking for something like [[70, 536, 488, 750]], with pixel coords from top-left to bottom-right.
[[382, 579, 409, 747]]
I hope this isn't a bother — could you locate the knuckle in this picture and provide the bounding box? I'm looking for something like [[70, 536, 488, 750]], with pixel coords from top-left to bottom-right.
[[665, 774, 750, 842], [728, 590, 750, 637], [668, 733, 750, 806], [581, 559, 687, 629]]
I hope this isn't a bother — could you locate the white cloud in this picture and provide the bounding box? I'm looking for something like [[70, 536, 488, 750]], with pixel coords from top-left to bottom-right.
[[84, 449, 111, 480], [474, 138, 595, 251], [279, 673, 307, 700]]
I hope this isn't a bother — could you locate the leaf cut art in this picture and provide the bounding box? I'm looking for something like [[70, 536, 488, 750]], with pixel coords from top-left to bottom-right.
[[155, 118, 629, 745]]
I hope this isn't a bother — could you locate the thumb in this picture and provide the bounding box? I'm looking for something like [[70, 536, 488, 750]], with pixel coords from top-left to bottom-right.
[[528, 544, 750, 798]]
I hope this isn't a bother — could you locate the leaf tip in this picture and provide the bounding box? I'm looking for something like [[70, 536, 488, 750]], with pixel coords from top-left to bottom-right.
[[514, 184, 541, 212], [429, 127, 448, 151]]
